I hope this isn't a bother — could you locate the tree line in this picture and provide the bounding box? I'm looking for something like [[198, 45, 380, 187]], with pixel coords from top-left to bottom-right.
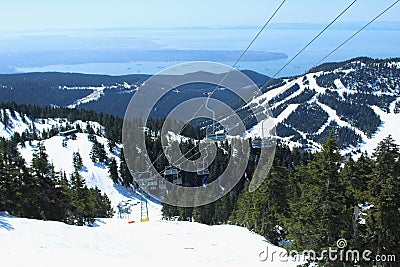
[[160, 133, 399, 266], [1, 102, 398, 266], [0, 139, 114, 226]]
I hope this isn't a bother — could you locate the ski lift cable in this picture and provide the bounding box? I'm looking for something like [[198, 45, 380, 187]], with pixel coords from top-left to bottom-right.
[[140, 0, 398, 175], [139, 0, 287, 170], [178, 0, 287, 136], [314, 0, 400, 67], [271, 0, 358, 79], [215, 0, 399, 133], [252, 0, 400, 115], [205, 0, 359, 128], [166, 0, 361, 165], [168, 0, 400, 165], [179, 0, 356, 137]]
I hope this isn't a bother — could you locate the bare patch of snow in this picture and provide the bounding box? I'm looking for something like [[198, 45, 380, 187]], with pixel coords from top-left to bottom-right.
[[67, 86, 105, 108]]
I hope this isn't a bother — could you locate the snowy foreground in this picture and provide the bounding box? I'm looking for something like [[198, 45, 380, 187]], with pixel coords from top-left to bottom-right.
[[0, 212, 300, 267]]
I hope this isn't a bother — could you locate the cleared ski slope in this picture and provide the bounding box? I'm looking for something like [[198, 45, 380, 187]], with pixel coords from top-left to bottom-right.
[[0, 212, 299, 267]]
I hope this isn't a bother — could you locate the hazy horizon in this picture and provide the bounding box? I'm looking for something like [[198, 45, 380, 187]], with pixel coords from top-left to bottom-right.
[[1, 1, 399, 77]]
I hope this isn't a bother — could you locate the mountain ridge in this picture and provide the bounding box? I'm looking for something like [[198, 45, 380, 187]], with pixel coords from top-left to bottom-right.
[[1, 57, 400, 151]]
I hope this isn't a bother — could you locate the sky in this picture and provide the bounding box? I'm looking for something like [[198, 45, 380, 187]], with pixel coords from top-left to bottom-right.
[[1, 0, 400, 32], [0, 0, 399, 75]]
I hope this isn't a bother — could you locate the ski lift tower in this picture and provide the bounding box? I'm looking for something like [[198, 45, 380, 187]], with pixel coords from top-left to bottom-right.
[[132, 171, 153, 222], [139, 194, 149, 222]]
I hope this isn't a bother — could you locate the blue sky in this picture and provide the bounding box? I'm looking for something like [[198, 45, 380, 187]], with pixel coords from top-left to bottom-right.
[[1, 0, 400, 31]]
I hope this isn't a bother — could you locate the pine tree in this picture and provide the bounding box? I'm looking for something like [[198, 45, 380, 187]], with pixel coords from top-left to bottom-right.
[[365, 135, 400, 263], [90, 140, 107, 163], [31, 142, 50, 179], [97, 142, 107, 163], [0, 148, 26, 215], [231, 165, 289, 245], [87, 133, 96, 142], [213, 194, 232, 224], [341, 153, 374, 205], [2, 110, 9, 129], [57, 172, 74, 224], [119, 149, 133, 187], [86, 123, 95, 135], [108, 157, 119, 184], [69, 170, 86, 225], [72, 151, 83, 172], [107, 139, 115, 154], [89, 142, 98, 163], [285, 133, 351, 257]]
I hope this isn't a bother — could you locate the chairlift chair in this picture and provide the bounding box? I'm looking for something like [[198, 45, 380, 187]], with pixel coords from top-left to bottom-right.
[[163, 166, 182, 185], [133, 171, 158, 191], [251, 137, 273, 148], [196, 162, 209, 186], [206, 124, 227, 141], [251, 118, 274, 149], [196, 162, 210, 176]]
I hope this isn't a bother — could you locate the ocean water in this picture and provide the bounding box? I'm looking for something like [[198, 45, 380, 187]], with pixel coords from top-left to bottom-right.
[[12, 26, 400, 78]]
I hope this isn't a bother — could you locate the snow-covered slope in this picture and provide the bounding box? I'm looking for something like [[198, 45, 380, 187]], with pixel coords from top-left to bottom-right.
[[0, 212, 298, 267], [0, 109, 161, 219], [66, 86, 105, 108], [245, 57, 400, 154], [18, 133, 161, 220], [0, 108, 104, 140]]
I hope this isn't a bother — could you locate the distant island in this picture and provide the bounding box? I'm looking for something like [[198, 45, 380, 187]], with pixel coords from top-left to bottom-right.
[[1, 49, 288, 74]]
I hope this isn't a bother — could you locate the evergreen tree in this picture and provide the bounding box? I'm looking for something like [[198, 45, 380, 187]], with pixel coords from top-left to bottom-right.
[[119, 149, 133, 187], [365, 135, 400, 263], [2, 110, 9, 129], [0, 148, 26, 215], [108, 157, 119, 184], [87, 133, 96, 142], [341, 153, 374, 205], [31, 142, 50, 179], [340, 153, 375, 252], [231, 165, 289, 245], [213, 194, 233, 224], [90, 140, 107, 163], [285, 133, 351, 260], [107, 139, 116, 154], [86, 123, 95, 135], [72, 151, 83, 172]]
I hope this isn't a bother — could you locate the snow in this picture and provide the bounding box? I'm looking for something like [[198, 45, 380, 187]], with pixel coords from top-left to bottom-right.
[[306, 72, 327, 94], [165, 130, 190, 143], [67, 86, 105, 108], [0, 109, 70, 139], [0, 212, 299, 266], [0, 109, 105, 140], [357, 105, 400, 155], [339, 68, 355, 75], [386, 61, 400, 69], [248, 78, 293, 107], [334, 78, 357, 99], [357, 203, 374, 225], [122, 82, 131, 89], [275, 104, 299, 124], [316, 101, 368, 141], [0, 109, 30, 139], [18, 133, 161, 219]]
